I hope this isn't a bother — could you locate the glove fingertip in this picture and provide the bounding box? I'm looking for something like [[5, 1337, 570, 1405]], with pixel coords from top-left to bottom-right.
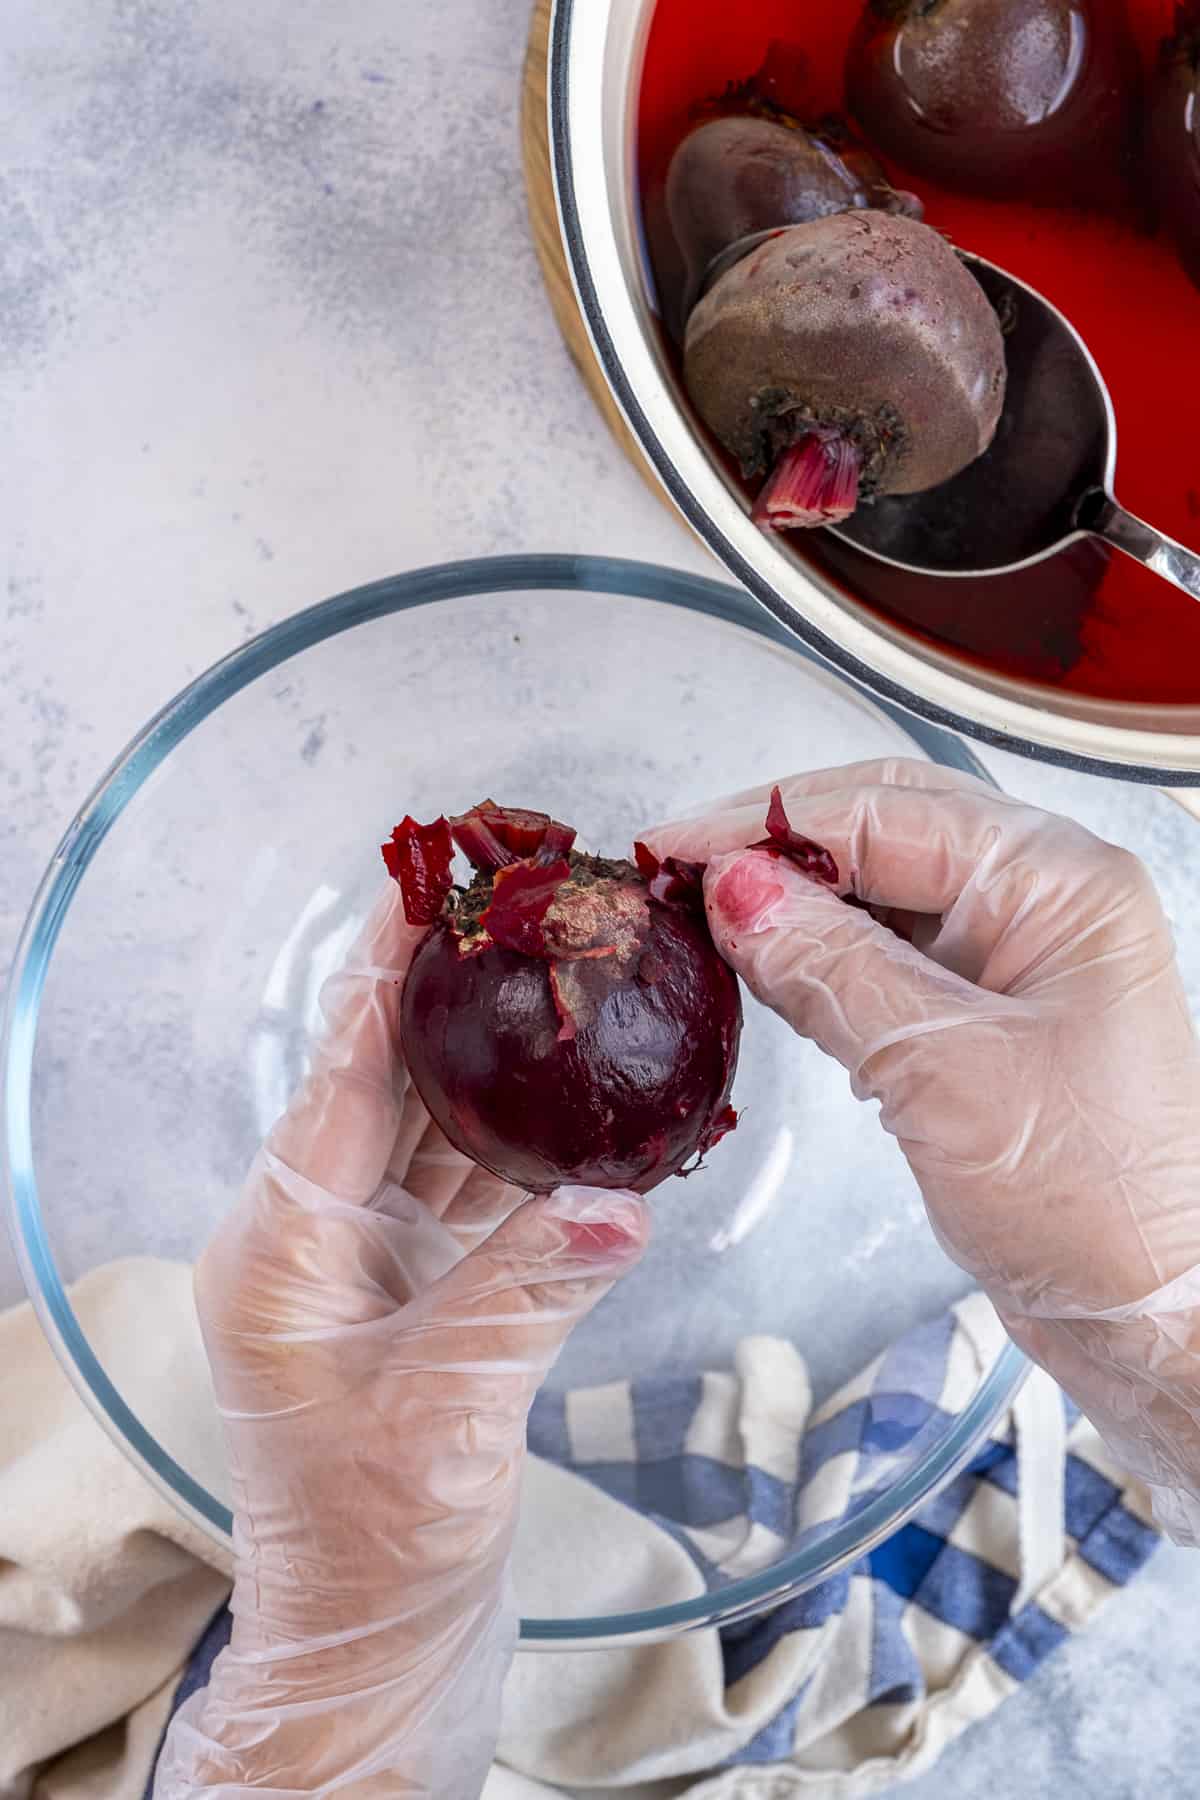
[[704, 847, 845, 947], [539, 1185, 649, 1260]]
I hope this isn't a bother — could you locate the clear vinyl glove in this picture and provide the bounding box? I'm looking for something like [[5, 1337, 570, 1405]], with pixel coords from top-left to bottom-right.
[[153, 885, 648, 1800], [645, 758, 1200, 1543]]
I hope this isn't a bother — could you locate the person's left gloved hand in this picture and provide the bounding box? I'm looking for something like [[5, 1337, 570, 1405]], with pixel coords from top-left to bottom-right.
[[152, 884, 648, 1800]]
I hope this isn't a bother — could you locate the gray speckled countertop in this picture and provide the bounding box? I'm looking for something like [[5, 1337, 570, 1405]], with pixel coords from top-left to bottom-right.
[[3, 2, 1199, 1794]]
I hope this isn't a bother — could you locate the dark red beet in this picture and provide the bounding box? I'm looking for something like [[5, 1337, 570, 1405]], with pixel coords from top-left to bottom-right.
[[846, 0, 1136, 202], [391, 803, 743, 1194], [683, 211, 1006, 524], [666, 115, 922, 313], [1147, 8, 1200, 289]]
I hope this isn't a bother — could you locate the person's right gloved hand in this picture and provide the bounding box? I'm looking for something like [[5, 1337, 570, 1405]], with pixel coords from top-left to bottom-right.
[[644, 758, 1200, 1542]]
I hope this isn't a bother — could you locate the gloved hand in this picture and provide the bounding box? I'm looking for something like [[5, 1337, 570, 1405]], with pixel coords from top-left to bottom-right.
[[153, 884, 648, 1799], [644, 758, 1200, 1543]]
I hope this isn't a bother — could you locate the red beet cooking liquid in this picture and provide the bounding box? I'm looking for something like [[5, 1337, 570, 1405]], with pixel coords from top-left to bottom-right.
[[637, 0, 1200, 703]]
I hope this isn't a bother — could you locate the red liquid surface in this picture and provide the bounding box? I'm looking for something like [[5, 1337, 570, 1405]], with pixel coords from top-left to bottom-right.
[[637, 0, 1200, 703]]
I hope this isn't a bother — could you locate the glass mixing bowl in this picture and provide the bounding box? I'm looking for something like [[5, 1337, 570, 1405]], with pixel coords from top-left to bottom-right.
[[3, 554, 1025, 1645]]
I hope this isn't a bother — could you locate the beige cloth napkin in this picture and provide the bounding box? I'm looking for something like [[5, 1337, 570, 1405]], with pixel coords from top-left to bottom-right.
[[0, 1262, 231, 1800]]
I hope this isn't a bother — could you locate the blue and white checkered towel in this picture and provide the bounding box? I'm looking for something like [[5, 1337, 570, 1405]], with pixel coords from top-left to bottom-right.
[[153, 1294, 1158, 1799], [500, 1292, 1158, 1795]]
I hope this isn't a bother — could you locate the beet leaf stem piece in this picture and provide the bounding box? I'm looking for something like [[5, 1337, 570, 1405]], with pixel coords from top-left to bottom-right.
[[381, 816, 455, 924], [752, 433, 862, 530]]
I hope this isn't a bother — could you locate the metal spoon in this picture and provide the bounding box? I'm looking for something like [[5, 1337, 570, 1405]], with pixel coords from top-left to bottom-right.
[[836, 251, 1200, 599], [699, 231, 1200, 600]]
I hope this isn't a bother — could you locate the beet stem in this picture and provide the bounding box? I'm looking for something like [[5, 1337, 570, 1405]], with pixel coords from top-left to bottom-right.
[[752, 433, 861, 530]]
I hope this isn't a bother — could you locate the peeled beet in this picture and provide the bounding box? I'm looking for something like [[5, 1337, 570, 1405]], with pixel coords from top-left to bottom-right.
[[1147, 8, 1200, 290], [683, 210, 1006, 525], [666, 115, 921, 312], [846, 0, 1135, 202], [389, 803, 742, 1194]]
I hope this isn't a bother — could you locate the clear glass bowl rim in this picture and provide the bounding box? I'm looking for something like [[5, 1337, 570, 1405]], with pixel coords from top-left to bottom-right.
[[1, 552, 1027, 1645]]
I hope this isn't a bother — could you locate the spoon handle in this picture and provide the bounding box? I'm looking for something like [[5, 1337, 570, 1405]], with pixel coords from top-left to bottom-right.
[[1079, 492, 1200, 602]]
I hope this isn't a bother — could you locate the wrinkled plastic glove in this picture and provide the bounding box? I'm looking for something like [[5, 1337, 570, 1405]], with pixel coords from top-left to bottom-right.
[[152, 884, 648, 1799], [645, 758, 1200, 1543]]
